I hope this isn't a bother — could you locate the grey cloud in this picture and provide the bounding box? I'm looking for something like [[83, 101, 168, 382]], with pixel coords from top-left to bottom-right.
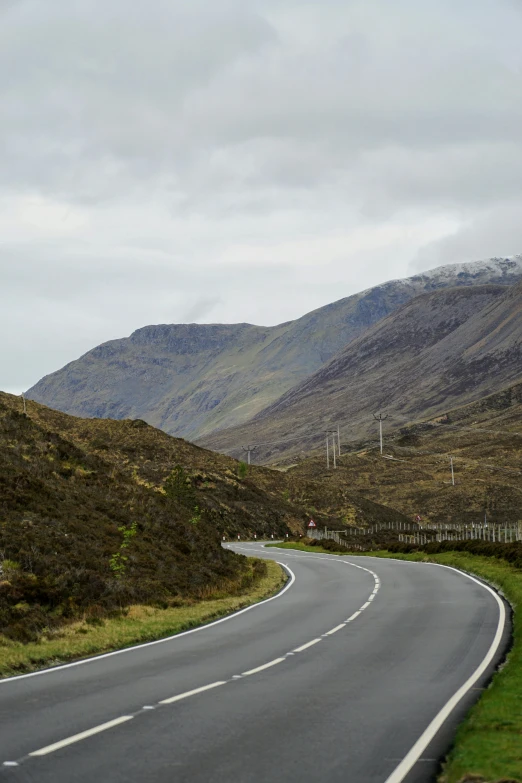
[[1, 0, 521, 393], [181, 297, 222, 323], [410, 204, 522, 273]]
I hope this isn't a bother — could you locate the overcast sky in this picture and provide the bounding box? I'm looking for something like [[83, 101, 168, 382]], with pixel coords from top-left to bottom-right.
[[2, 0, 522, 393]]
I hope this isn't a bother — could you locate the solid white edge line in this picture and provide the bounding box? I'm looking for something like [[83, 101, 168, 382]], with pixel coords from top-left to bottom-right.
[[28, 716, 134, 757], [0, 562, 296, 685], [383, 563, 506, 783], [242, 658, 286, 676], [293, 638, 322, 653], [325, 624, 346, 635], [159, 681, 226, 705]]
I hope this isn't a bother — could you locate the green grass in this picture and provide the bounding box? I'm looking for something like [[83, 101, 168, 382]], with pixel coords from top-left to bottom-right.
[[0, 560, 286, 679], [269, 542, 521, 783], [266, 541, 338, 554]]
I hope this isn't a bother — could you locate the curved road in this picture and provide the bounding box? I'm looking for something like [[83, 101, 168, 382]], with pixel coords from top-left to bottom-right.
[[0, 544, 509, 783]]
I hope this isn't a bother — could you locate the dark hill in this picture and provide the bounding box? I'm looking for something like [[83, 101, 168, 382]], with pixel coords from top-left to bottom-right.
[[0, 392, 408, 641], [0, 392, 294, 643]]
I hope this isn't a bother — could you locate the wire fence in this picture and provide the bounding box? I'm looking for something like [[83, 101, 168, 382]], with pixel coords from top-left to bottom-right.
[[308, 520, 522, 546]]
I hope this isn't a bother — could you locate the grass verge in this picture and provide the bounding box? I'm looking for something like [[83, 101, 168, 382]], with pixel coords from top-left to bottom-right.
[[266, 541, 337, 554], [269, 542, 521, 783], [0, 559, 286, 680]]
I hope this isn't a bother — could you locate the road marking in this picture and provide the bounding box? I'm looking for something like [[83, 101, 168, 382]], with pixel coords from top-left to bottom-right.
[[293, 638, 322, 652], [242, 658, 285, 676], [383, 564, 506, 783], [2, 762, 19, 767], [368, 595, 375, 601], [0, 564, 296, 685], [28, 716, 134, 757], [360, 601, 371, 610], [159, 681, 226, 705], [345, 610, 361, 622], [325, 623, 346, 635]]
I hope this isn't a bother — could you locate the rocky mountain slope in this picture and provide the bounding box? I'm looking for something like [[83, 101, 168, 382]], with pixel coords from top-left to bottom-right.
[[26, 255, 522, 440], [201, 281, 522, 462]]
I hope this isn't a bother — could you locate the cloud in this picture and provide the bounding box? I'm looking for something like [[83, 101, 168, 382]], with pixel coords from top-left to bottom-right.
[[0, 0, 521, 392], [410, 203, 522, 273], [181, 298, 223, 323]]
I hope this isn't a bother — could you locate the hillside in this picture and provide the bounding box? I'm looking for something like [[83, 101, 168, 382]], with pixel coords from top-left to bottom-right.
[[0, 391, 296, 643], [202, 282, 522, 461], [285, 381, 522, 528], [26, 255, 522, 440], [0, 392, 409, 641]]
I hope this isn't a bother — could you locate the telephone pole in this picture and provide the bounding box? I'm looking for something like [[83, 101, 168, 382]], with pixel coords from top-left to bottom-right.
[[450, 456, 455, 486], [373, 413, 388, 455], [325, 432, 330, 469], [242, 445, 257, 465], [337, 424, 341, 457], [326, 430, 337, 468]]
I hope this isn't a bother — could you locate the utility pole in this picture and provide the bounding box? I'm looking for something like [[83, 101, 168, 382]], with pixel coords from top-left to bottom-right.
[[242, 445, 257, 465], [326, 430, 337, 468], [373, 413, 388, 456], [450, 456, 455, 486], [325, 433, 330, 469], [21, 393, 27, 415], [337, 424, 341, 457]]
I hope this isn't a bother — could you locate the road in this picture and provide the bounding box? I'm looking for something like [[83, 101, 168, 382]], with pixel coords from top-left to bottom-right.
[[0, 543, 509, 783]]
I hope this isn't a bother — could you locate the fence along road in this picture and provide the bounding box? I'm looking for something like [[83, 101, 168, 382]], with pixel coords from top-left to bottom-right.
[[310, 519, 522, 549], [0, 543, 509, 783]]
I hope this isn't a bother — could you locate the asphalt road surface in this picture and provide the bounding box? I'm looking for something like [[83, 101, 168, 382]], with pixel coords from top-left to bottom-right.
[[0, 543, 509, 783]]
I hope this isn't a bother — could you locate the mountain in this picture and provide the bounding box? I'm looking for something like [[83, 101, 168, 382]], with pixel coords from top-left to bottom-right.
[[26, 255, 522, 440], [201, 281, 522, 462]]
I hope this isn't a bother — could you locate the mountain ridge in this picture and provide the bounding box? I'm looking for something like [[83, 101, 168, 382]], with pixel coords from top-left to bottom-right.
[[26, 254, 522, 441], [200, 281, 522, 461]]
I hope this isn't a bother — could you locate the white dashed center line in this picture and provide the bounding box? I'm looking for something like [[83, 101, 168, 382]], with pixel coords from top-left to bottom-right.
[[325, 623, 346, 636], [28, 716, 134, 757], [293, 638, 322, 652], [242, 658, 286, 676], [159, 681, 226, 705]]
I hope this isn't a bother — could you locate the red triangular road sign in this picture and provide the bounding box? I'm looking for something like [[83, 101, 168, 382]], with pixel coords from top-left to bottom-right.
[[308, 519, 317, 528]]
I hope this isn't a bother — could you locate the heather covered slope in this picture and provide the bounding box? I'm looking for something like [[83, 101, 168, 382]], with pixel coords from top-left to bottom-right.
[[27, 256, 522, 440], [286, 380, 522, 528], [202, 282, 522, 462], [1, 392, 409, 640], [0, 392, 297, 642]]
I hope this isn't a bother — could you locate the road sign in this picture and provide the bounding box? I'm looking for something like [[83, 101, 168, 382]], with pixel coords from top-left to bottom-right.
[[308, 519, 317, 528]]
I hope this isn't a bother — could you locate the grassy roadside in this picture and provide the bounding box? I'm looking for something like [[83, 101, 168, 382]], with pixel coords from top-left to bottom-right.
[[269, 542, 521, 783], [0, 559, 286, 680], [266, 541, 338, 555]]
